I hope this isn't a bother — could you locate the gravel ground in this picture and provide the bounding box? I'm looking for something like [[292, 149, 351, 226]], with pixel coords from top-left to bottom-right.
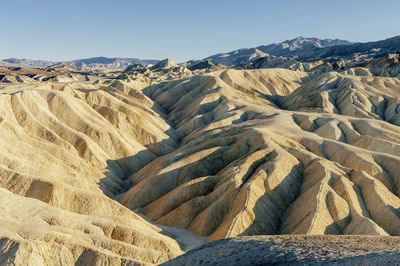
[[163, 235, 400, 265]]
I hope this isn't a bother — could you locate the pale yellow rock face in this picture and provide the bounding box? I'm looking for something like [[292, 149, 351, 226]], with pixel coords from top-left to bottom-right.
[[0, 80, 182, 265], [1, 65, 400, 264], [0, 188, 181, 265], [119, 69, 400, 242]]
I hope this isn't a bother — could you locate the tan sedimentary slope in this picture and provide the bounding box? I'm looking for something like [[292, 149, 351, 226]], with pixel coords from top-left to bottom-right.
[[1, 65, 400, 264], [283, 71, 400, 124], [164, 235, 400, 265], [359, 53, 400, 79], [0, 65, 93, 84], [0, 80, 182, 264], [0, 188, 181, 265], [119, 68, 400, 242]]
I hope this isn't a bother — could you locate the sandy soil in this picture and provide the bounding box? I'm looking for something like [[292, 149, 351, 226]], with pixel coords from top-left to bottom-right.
[[158, 225, 206, 251]]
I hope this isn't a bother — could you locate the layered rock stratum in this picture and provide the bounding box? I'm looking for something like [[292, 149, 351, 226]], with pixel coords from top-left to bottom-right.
[[1, 41, 400, 265]]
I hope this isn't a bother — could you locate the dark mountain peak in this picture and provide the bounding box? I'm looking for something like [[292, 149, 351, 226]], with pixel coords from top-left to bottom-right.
[[187, 60, 218, 71], [258, 37, 353, 55]]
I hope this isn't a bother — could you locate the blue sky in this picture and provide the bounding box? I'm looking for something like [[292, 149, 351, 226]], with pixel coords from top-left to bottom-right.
[[1, 0, 399, 62]]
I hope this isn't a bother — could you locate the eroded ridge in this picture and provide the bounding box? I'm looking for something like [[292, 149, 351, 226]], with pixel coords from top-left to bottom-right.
[[119, 69, 400, 241], [0, 79, 182, 265], [0, 64, 400, 264]]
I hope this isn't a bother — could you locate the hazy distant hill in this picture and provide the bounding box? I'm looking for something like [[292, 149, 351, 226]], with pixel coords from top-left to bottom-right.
[[1, 57, 159, 69], [2, 58, 56, 68], [70, 57, 159, 69], [203, 48, 269, 67]]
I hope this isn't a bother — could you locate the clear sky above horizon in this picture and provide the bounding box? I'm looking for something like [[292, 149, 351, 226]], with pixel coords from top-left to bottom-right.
[[1, 0, 399, 63]]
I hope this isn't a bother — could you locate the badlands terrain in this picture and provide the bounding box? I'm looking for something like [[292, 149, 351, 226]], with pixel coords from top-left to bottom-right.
[[1, 36, 400, 265]]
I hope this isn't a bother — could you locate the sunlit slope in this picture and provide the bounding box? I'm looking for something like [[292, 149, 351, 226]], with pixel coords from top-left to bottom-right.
[[283, 71, 400, 125], [0, 80, 182, 265], [119, 69, 400, 241]]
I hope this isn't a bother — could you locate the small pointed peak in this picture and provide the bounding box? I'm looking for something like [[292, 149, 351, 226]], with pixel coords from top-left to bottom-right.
[[151, 58, 178, 71]]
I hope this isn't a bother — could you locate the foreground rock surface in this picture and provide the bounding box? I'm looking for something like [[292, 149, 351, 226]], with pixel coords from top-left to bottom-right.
[[165, 235, 400, 265]]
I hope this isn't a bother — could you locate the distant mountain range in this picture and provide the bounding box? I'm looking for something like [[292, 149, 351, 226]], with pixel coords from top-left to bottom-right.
[[295, 35, 400, 60], [0, 57, 159, 69], [204, 36, 400, 66], [69, 57, 159, 69], [257, 37, 352, 56], [2, 36, 400, 69], [0, 58, 57, 68], [203, 37, 352, 66]]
